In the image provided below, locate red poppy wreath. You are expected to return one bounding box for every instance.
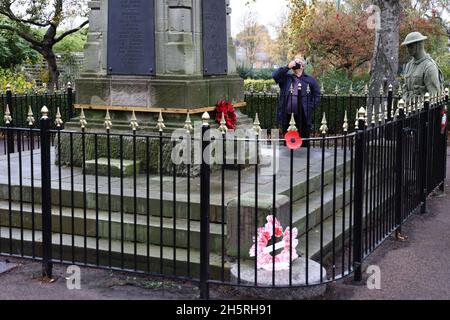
[215,100,237,130]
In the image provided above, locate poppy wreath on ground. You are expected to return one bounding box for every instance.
[215,100,237,130]
[249,215,299,271]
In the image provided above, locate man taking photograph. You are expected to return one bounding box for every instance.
[272,57,321,140]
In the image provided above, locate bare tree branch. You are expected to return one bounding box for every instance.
[54,20,88,43]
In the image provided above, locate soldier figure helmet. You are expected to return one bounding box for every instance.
[401,32,428,46]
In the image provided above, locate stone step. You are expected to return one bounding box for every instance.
[299,183,395,265]
[0,227,230,281]
[0,153,351,223]
[0,201,225,253]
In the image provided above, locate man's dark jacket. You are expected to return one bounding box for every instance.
[272,66,321,129]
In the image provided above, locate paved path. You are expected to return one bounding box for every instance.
[326,148,450,300]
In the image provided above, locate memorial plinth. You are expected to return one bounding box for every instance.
[74,0,244,131]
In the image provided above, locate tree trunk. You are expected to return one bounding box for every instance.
[368,0,400,107]
[42,47,59,92]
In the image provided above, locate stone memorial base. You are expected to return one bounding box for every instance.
[230,258,328,300]
[75,75,244,111]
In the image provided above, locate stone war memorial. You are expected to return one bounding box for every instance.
[74,0,245,131]
[0,0,449,301]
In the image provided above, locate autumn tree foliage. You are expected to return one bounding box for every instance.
[296,2,375,79]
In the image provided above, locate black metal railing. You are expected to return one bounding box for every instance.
[243,89,403,136]
[0,86,75,128]
[0,90,448,299]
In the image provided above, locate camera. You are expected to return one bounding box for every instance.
[292,62,302,70]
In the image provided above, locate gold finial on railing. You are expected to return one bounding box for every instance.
[43,83,48,94]
[262,83,267,94]
[67,82,72,89]
[349,83,354,96]
[379,84,384,96]
[424,92,430,102]
[371,106,376,125]
[398,85,403,97]
[6,83,11,92]
[130,110,139,131]
[334,84,339,95]
[358,107,366,121]
[355,110,359,129]
[384,102,388,120]
[41,106,49,120]
[79,108,87,129]
[4,104,12,124]
[27,106,35,126]
[306,83,311,94]
[288,113,298,132]
[343,110,349,133]
[321,83,325,94]
[379,105,384,123]
[289,83,294,95]
[253,113,262,136]
[397,99,405,116]
[202,112,210,126]
[184,111,193,134]
[364,84,369,96]
[54,83,58,93]
[389,84,393,92]
[320,113,328,135]
[104,109,112,130]
[156,110,166,132]
[55,107,63,128]
[219,112,228,134]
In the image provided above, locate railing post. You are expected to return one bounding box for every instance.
[199,112,210,299]
[6,85,14,154]
[67,82,74,120]
[441,89,449,192]
[40,106,53,279]
[353,108,366,282]
[395,100,406,239]
[387,85,393,122]
[420,94,430,213]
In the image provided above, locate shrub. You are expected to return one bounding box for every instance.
[244,79,276,92]
[0,68,34,93]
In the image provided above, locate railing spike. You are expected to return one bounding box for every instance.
[78,108,87,129]
[320,113,328,135]
[343,110,349,132]
[103,109,112,130]
[4,104,12,124]
[253,113,262,136]
[184,111,193,134]
[156,110,166,132]
[371,105,376,125]
[27,106,35,126]
[55,107,63,128]
[202,112,210,126]
[130,110,139,131]
[41,106,49,120]
[349,83,354,96]
[219,112,228,134]
[288,113,298,132]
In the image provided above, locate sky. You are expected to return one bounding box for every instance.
[229,0,290,39]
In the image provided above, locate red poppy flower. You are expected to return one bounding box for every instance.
[285,130,303,150]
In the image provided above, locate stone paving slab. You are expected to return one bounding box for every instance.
[0,261,17,274]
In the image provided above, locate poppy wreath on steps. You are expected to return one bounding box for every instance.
[215,100,237,130]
